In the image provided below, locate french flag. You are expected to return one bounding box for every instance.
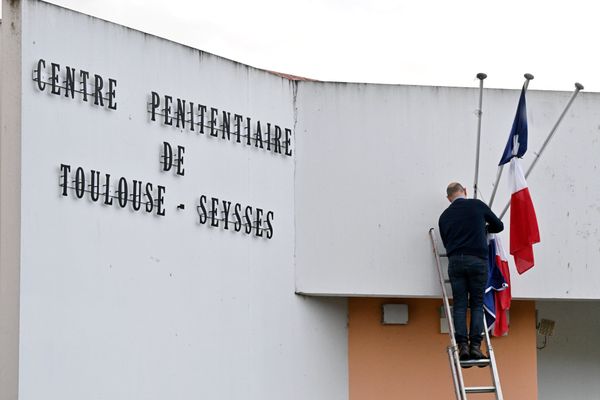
[508,158,540,274]
[484,236,508,334]
[498,86,528,166]
[499,84,540,274]
[493,236,511,336]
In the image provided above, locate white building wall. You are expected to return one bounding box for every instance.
[15,2,348,400]
[536,300,600,400]
[9,1,600,399]
[294,81,600,300]
[0,1,22,398]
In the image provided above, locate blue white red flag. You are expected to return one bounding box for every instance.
[492,236,511,336]
[484,235,509,333]
[499,86,528,166]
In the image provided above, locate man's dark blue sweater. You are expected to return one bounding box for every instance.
[438,198,504,259]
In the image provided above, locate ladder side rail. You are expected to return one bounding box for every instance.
[447,346,466,400]
[483,317,504,400]
[454,354,467,400]
[429,228,467,400]
[428,228,458,347]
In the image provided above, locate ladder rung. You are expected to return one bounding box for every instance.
[439,253,448,257]
[460,359,490,368]
[465,386,496,394]
[444,279,451,284]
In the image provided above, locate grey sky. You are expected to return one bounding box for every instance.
[15,1,600,91]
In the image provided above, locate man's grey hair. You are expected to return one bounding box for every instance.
[446,182,465,197]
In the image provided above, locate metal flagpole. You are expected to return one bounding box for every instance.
[488,73,534,208]
[473,72,487,199]
[498,82,584,220]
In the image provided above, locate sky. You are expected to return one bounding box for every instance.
[11,0,600,91]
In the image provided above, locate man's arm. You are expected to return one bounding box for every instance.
[482,202,504,233]
[438,214,448,247]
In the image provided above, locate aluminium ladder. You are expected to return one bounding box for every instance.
[429,228,504,400]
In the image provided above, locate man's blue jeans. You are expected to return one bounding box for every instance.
[448,254,488,346]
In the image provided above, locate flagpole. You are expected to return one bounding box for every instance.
[473,73,487,199]
[498,82,584,220]
[488,73,534,208]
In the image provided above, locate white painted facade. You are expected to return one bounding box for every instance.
[4,1,348,400]
[1,1,600,400]
[295,82,600,300]
[536,300,600,400]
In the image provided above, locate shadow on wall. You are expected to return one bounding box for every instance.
[536,300,600,400]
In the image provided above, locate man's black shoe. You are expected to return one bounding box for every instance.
[458,343,470,361]
[458,343,473,368]
[469,344,488,360]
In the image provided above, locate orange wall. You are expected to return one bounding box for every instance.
[348,298,538,399]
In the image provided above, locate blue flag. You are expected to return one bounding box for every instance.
[498,86,528,165]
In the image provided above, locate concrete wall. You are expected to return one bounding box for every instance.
[536,300,600,400]
[0,0,22,399]
[348,298,538,399]
[294,80,600,300]
[8,1,600,400]
[15,1,348,399]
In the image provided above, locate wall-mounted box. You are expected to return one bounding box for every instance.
[382,304,409,325]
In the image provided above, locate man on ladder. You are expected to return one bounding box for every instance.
[438,182,504,361]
